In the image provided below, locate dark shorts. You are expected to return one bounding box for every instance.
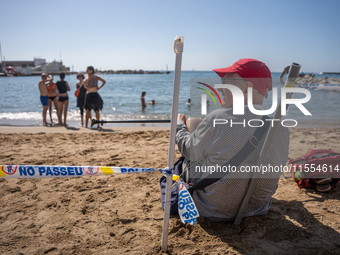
[59,95,69,102]
[85,92,103,111]
[40,96,48,106]
[77,86,87,109]
[48,96,57,101]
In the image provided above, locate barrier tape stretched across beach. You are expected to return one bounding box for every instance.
[0,165,171,179]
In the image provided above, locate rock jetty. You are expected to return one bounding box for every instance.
[295,76,340,85]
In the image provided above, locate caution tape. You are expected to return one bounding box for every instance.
[0,165,165,179]
[177,180,199,225]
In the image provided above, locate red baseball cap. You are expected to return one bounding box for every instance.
[213,58,272,96]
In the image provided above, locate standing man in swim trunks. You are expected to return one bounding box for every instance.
[38,73,52,126]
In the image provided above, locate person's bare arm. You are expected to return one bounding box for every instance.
[178,114,187,124]
[45,75,53,82]
[38,80,48,95]
[84,77,89,89]
[66,81,71,92]
[96,76,106,90]
[38,81,43,92]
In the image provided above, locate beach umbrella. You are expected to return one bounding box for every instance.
[233,62,301,225]
[161,36,184,252]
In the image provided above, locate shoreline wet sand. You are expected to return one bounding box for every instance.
[0,127,340,254]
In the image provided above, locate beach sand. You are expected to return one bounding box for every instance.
[0,127,340,254]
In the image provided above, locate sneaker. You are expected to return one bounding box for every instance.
[316,183,331,192]
[315,178,332,185]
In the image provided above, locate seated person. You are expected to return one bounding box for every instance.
[175,58,289,221]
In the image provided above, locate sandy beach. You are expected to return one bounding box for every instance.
[1,126,340,254]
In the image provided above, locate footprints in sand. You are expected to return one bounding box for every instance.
[0,131,172,170]
[80,147,95,155]
[289,128,340,159]
[0,131,179,253]
[5,186,22,193]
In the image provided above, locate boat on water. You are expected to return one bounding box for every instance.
[5,66,18,76]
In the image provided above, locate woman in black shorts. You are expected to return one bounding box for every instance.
[56,73,70,126]
[46,75,61,125]
[75,72,90,127]
[84,66,106,129]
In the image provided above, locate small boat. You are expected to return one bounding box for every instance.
[5,66,18,76]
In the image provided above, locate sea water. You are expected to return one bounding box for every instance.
[0,71,339,128]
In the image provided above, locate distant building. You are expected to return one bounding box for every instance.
[0,58,70,75]
[0,60,34,74]
[32,60,70,73]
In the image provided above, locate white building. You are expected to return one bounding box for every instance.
[1,60,34,74]
[0,58,70,75]
[32,60,62,73]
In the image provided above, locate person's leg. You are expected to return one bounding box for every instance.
[64,100,69,126]
[54,98,61,125]
[43,106,48,126]
[95,110,100,129]
[58,101,64,126]
[85,109,91,128]
[48,99,53,123]
[40,96,49,126]
[80,108,84,127]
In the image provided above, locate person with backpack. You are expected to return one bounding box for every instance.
[173,59,290,221]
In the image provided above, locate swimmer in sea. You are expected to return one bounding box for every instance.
[147,100,156,105]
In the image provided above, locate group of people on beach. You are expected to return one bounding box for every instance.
[38,66,106,129]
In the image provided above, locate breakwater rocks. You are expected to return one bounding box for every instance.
[295,76,340,85]
[0,69,170,76]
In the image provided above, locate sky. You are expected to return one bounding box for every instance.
[1,0,340,73]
